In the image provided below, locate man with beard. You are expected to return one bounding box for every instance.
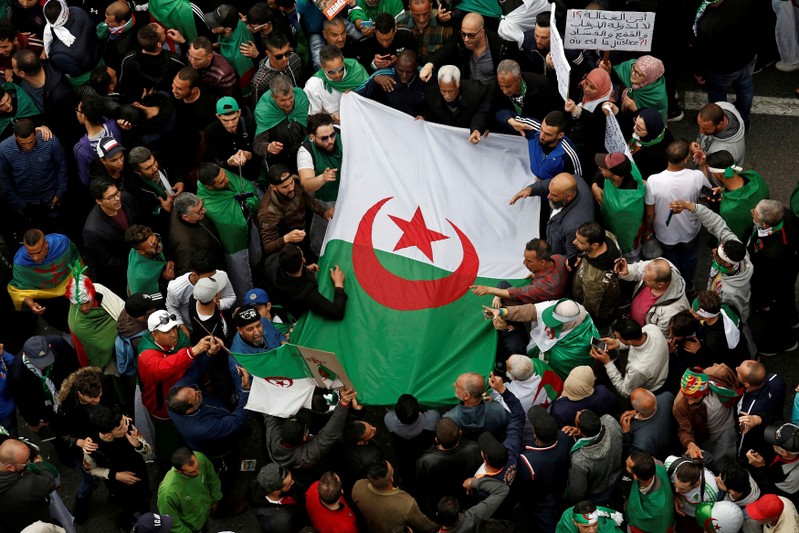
[356,49,426,116]
[506,110,582,181]
[204,97,261,183]
[257,164,334,259]
[510,173,594,259]
[230,303,286,353]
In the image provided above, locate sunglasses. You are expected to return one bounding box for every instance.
[271,50,292,60]
[317,131,337,142]
[460,28,483,39]
[158,313,178,326]
[326,66,345,76]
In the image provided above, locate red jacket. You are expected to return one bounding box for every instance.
[138,346,194,419]
[305,480,359,533]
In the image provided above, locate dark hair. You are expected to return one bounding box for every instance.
[395,394,419,425]
[190,250,217,274]
[264,31,289,53]
[80,95,106,125]
[197,162,221,186]
[176,67,201,90]
[721,240,746,263]
[674,460,702,485]
[524,238,552,260]
[319,44,343,65]
[89,405,125,434]
[271,0,294,9]
[669,310,699,337]
[12,49,40,76]
[535,11,550,27]
[576,221,604,245]
[696,290,721,314]
[542,110,568,132]
[106,1,131,23]
[89,178,116,200]
[435,417,460,448]
[191,36,214,54]
[343,421,368,446]
[666,139,690,164]
[573,500,597,515]
[138,23,162,52]
[44,0,64,24]
[375,12,396,34]
[577,410,600,438]
[719,462,750,494]
[89,65,114,95]
[0,20,19,42]
[436,496,460,527]
[166,387,193,415]
[0,85,6,102]
[119,104,146,125]
[308,113,334,134]
[12,117,35,138]
[628,450,655,480]
[23,229,44,246]
[698,103,724,125]
[366,459,390,488]
[279,244,303,273]
[318,471,341,505]
[124,224,153,247]
[613,318,643,341]
[247,2,275,25]
[72,368,104,398]
[170,447,195,469]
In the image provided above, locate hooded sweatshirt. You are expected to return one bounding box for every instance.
[567,414,623,503]
[696,102,746,165]
[621,258,690,337]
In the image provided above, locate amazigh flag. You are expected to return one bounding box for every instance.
[8,233,81,310]
[233,345,342,417]
[290,94,540,406]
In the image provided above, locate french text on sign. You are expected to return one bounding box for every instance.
[564,10,655,52]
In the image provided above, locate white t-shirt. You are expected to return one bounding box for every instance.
[645,168,712,245]
[297,145,314,171]
[304,76,342,115]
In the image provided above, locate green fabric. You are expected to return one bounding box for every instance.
[720,170,770,242]
[197,172,259,254]
[218,21,255,77]
[601,162,645,253]
[157,451,222,533]
[149,0,197,41]
[530,316,599,380]
[255,87,309,135]
[307,134,343,202]
[66,58,104,90]
[127,249,166,296]
[9,240,80,292]
[613,59,668,122]
[555,506,623,533]
[791,180,799,219]
[348,0,405,22]
[232,344,310,379]
[67,305,117,368]
[0,83,41,135]
[530,358,562,403]
[312,58,369,93]
[295,24,310,67]
[625,464,675,533]
[452,0,502,18]
[137,329,190,355]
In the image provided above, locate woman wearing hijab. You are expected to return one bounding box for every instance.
[607,55,668,124]
[628,107,674,180]
[549,366,620,428]
[564,68,615,180]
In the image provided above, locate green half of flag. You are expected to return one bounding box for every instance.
[292,239,513,406]
[232,344,311,380]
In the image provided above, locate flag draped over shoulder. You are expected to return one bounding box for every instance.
[8,234,81,310]
[291,93,541,406]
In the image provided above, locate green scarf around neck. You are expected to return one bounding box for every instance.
[127,249,166,296]
[312,58,369,93]
[307,134,342,202]
[255,87,309,135]
[218,21,255,77]
[148,0,197,41]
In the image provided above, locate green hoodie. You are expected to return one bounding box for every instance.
[157,452,222,533]
[197,171,259,254]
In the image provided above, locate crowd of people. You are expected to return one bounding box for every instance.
[0,0,798,530]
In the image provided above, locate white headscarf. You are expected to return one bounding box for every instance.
[43,0,76,55]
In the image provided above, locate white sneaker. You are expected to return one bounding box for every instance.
[776,60,799,72]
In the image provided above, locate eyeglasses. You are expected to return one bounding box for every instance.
[146,233,161,250]
[75,107,83,114]
[326,66,345,76]
[460,28,484,40]
[102,191,121,201]
[247,22,270,31]
[271,50,292,60]
[158,313,178,326]
[317,131,337,142]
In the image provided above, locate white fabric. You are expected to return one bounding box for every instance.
[296,144,314,170]
[95,283,124,321]
[766,496,799,533]
[491,372,549,413]
[497,0,550,47]
[245,375,316,417]
[165,271,237,327]
[773,0,799,66]
[43,0,76,55]
[666,455,719,517]
[604,324,669,396]
[720,309,741,349]
[645,168,712,245]
[324,93,540,279]
[304,76,343,115]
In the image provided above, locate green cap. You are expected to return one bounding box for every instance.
[216,96,239,115]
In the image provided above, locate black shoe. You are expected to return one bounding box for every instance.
[73,497,89,524]
[667,107,684,122]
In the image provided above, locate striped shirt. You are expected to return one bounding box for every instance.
[0,132,67,209]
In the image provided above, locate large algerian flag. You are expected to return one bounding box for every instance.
[291,94,540,406]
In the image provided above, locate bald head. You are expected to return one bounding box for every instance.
[460,13,485,50]
[457,372,485,398]
[645,259,672,284]
[0,439,29,469]
[462,13,484,29]
[630,388,656,417]
[737,360,766,387]
[548,173,578,208]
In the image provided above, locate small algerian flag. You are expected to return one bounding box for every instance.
[292,94,541,406]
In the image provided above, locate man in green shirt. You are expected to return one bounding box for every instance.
[157,448,222,533]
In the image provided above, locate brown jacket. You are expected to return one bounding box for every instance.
[672,363,739,448]
[351,479,436,533]
[256,177,327,256]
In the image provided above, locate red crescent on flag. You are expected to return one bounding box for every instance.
[352,197,479,311]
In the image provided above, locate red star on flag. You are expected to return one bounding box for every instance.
[389,207,449,262]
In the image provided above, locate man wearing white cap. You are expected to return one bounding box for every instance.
[137,309,222,467]
[485,298,598,380]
